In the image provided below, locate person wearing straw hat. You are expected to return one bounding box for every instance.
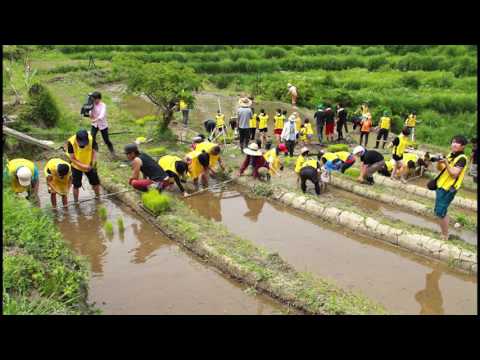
[287,83,298,106]
[237,97,253,151]
[44,158,72,207]
[237,142,270,180]
[4,158,39,199]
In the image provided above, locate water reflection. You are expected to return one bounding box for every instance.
[415,269,444,315]
[243,196,265,222]
[131,222,169,264]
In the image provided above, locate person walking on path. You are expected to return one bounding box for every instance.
[375,111,391,150]
[281,114,298,157]
[323,105,335,143]
[433,135,469,241]
[352,145,385,185]
[404,111,419,142]
[287,83,298,106]
[273,109,284,143]
[179,97,190,128]
[89,91,115,157]
[314,104,325,144]
[237,97,253,151]
[359,113,373,147]
[336,103,348,141]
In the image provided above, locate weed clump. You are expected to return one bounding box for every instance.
[99,206,108,221]
[19,83,60,128]
[252,183,273,197]
[142,189,172,215]
[326,144,350,153]
[344,167,360,178]
[104,221,113,235]
[117,217,125,232]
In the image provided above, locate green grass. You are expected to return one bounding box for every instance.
[141,189,172,215]
[344,167,360,178]
[147,146,167,157]
[3,188,91,315]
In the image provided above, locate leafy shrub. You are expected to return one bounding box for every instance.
[19,83,61,128]
[142,190,172,215]
[135,115,157,126]
[400,74,421,89]
[263,47,288,59]
[367,56,389,71]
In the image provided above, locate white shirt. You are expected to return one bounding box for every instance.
[281,119,298,141]
[288,86,297,97]
[91,102,108,130]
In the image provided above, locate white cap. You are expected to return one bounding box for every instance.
[16,166,33,187]
[353,145,365,155]
[300,146,309,155]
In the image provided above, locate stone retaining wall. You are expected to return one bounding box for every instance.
[236,176,477,274]
[372,174,477,211]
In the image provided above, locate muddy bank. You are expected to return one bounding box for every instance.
[235,177,477,274]
[36,174,286,315]
[98,173,387,314]
[184,184,477,314]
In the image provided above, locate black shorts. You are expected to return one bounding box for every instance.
[392,154,403,161]
[72,167,100,188]
[259,128,268,133]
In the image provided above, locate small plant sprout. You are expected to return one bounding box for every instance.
[117,217,125,232]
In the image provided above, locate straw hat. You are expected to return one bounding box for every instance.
[238,97,252,107]
[243,142,262,156]
[300,147,310,155]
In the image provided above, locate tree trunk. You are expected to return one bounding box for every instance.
[161,106,175,131]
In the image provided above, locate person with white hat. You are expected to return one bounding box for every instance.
[281,114,298,157]
[237,142,270,180]
[352,145,385,185]
[287,83,298,106]
[5,158,39,199]
[237,97,253,151]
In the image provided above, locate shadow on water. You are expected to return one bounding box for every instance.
[184,184,477,315]
[36,164,288,315]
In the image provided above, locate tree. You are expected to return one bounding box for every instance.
[117,57,202,132]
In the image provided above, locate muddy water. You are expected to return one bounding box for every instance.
[184,185,477,315]
[118,95,158,119]
[327,187,477,245]
[35,171,286,315]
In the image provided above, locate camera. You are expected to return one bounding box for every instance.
[80,93,95,117]
[430,154,444,162]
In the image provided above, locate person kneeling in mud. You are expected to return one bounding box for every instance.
[352,145,385,185]
[124,144,170,192]
[195,141,226,178]
[237,142,270,181]
[185,149,210,189]
[264,141,288,176]
[299,156,322,195]
[44,158,72,207]
[158,155,190,197]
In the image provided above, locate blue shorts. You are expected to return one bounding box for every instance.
[434,188,457,218]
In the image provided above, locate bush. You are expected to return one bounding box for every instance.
[367,56,389,71]
[19,83,61,128]
[142,190,172,215]
[400,74,421,89]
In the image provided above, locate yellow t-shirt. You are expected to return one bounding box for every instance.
[258,114,269,129]
[179,100,188,111]
[295,116,302,132]
[299,128,307,142]
[380,116,391,130]
[67,133,94,172]
[249,113,258,129]
[6,158,37,193]
[44,158,71,195]
[195,142,220,169]
[274,114,284,130]
[405,115,416,127]
[264,149,280,174]
[334,151,351,162]
[215,114,225,128]
[186,150,207,180]
[436,153,468,191]
[305,123,314,135]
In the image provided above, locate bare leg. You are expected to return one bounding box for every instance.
[50,192,57,207]
[93,184,101,197]
[73,187,80,202]
[439,215,449,240]
[61,195,68,206]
